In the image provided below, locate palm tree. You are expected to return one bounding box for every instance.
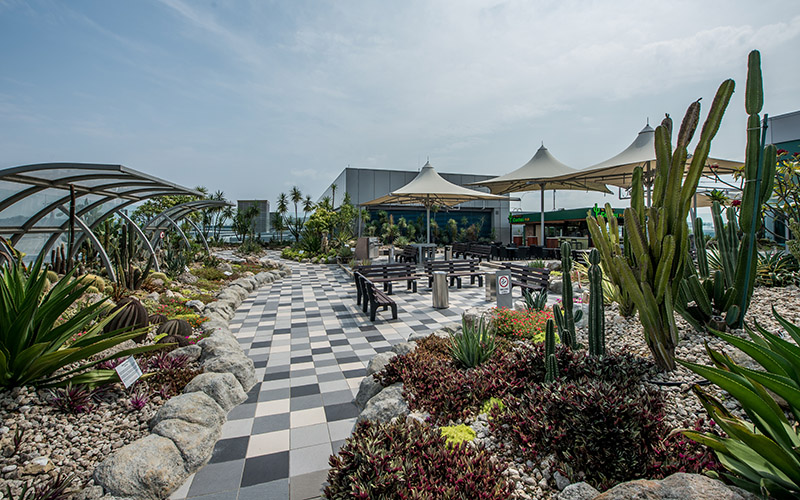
[276,193,288,243]
[290,186,303,242]
[330,183,337,208]
[303,195,315,219]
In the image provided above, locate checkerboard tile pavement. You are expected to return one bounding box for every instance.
[170,254,488,500]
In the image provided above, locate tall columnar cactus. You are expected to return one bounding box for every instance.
[557,241,578,348]
[587,74,735,370]
[585,204,636,317]
[587,249,605,356]
[544,319,558,383]
[692,216,709,279]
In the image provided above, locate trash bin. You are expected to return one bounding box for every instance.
[485,271,496,302]
[444,245,453,260]
[432,271,449,309]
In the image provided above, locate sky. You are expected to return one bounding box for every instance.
[1,0,799,214]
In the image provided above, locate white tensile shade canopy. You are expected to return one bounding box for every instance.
[469,144,612,246]
[362,161,508,243]
[544,124,743,204]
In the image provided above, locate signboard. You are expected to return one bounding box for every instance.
[508,213,533,224]
[498,274,510,295]
[591,204,620,218]
[115,356,143,389]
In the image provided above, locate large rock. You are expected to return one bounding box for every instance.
[150,392,225,430]
[358,383,409,423]
[366,352,396,376]
[183,372,247,412]
[198,333,242,362]
[176,272,197,285]
[93,434,188,500]
[549,279,563,295]
[354,376,383,410]
[184,300,205,313]
[391,342,417,356]
[151,419,220,470]
[594,473,759,500]
[202,353,257,392]
[558,482,600,500]
[169,344,201,363]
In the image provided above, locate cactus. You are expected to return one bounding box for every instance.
[544,319,558,383]
[104,297,149,343]
[157,319,192,338]
[587,248,605,356]
[555,241,580,349]
[148,313,168,325]
[587,71,735,370]
[676,51,777,332]
[552,304,574,349]
[584,204,636,317]
[113,221,153,292]
[692,216,709,279]
[157,334,191,347]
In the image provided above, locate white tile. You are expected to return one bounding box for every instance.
[246,429,290,457]
[255,398,290,417]
[290,407,326,428]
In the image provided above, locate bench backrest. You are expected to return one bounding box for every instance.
[501,262,551,288]
[423,259,480,273]
[469,244,492,255]
[355,262,416,278]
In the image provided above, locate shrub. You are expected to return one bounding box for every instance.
[170,313,208,329]
[649,418,724,478]
[493,378,666,491]
[491,307,552,341]
[450,314,497,368]
[440,424,476,446]
[48,384,97,414]
[191,266,227,282]
[140,352,199,399]
[0,257,162,388]
[325,420,513,499]
[152,297,193,317]
[480,397,505,416]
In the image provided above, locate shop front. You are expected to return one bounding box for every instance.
[509,205,625,249]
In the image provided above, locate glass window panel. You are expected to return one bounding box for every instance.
[0,179,29,202]
[0,187,69,228]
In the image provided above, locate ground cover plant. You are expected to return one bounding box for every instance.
[491,307,552,341]
[325,419,514,500]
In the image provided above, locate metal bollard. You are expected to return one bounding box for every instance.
[485,271,496,301]
[432,271,449,309]
[444,245,453,260]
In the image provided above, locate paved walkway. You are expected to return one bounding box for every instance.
[170,254,486,500]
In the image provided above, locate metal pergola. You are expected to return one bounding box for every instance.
[0,163,202,281]
[143,199,233,255]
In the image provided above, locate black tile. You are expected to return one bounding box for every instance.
[251,341,272,349]
[263,371,290,381]
[253,360,267,368]
[209,436,249,464]
[342,368,366,378]
[324,402,361,421]
[335,355,360,364]
[365,335,384,343]
[290,355,313,363]
[290,384,320,398]
[311,347,333,355]
[244,383,261,404]
[359,325,377,332]
[252,413,290,434]
[273,328,291,334]
[240,451,289,487]
[329,339,349,346]
[326,328,344,335]
[374,346,393,353]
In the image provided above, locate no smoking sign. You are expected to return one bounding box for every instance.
[498,275,511,295]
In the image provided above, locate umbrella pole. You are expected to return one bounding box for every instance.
[426,205,431,244]
[540,186,545,248]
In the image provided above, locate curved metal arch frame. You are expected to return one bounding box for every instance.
[0,163,202,267]
[144,200,232,254]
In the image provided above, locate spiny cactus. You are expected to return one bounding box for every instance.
[544,319,558,383]
[560,241,575,341]
[104,297,149,343]
[587,248,605,356]
[587,69,735,370]
[585,204,636,317]
[692,216,709,279]
[157,319,192,338]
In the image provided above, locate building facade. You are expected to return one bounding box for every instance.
[320,167,512,243]
[236,199,270,235]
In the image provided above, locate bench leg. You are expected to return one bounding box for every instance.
[412,281,417,293]
[390,303,397,320]
[370,303,378,321]
[362,297,369,313]
[387,283,393,295]
[478,276,483,287]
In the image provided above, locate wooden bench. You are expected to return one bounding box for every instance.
[423,259,484,288]
[452,242,469,258]
[396,246,418,264]
[355,273,397,322]
[354,262,418,295]
[500,262,551,296]
[465,243,492,262]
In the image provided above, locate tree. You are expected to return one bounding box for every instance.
[276,193,289,242]
[303,195,315,219]
[290,186,303,243]
[330,183,337,208]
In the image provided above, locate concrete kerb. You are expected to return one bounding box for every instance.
[93,256,292,500]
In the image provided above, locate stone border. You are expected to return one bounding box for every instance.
[92,257,291,500]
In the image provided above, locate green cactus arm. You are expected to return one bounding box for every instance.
[759,144,777,204]
[653,124,672,207]
[630,167,645,230]
[654,235,676,303]
[623,207,652,281]
[745,50,763,115]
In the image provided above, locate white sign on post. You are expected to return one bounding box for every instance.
[115,356,143,389]
[498,275,511,295]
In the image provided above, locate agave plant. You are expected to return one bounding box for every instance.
[450,314,496,369]
[522,288,548,312]
[0,255,164,388]
[679,307,800,498]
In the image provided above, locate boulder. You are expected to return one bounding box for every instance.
[216,262,233,273]
[169,344,201,363]
[150,392,225,430]
[358,383,409,423]
[183,372,247,412]
[198,333,243,362]
[151,419,220,470]
[558,482,599,500]
[176,272,197,285]
[391,342,417,356]
[553,470,571,491]
[202,353,257,392]
[184,300,205,313]
[594,473,759,500]
[366,352,396,376]
[549,279,563,295]
[354,376,383,410]
[93,434,188,500]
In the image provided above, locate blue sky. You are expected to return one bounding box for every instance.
[1,0,799,212]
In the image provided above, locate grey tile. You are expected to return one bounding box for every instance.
[259,387,291,402]
[289,469,329,500]
[290,423,330,449]
[252,413,290,434]
[290,442,333,477]
[186,459,244,497]
[290,394,324,411]
[227,403,257,420]
[238,480,289,500]
[321,390,353,406]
